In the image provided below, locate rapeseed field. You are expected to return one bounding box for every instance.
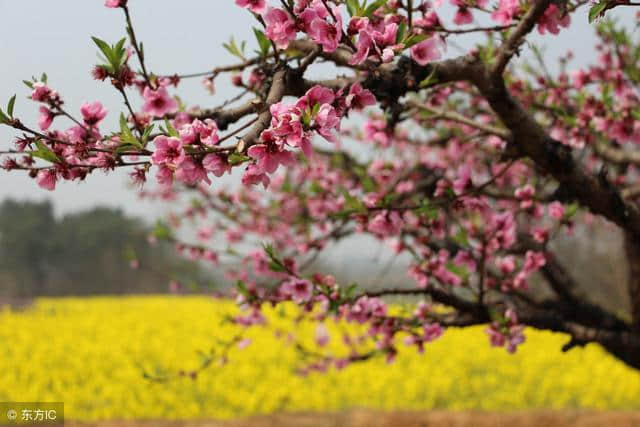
[0,296,638,420]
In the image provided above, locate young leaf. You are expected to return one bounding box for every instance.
[346,0,359,16]
[7,95,16,118]
[163,119,179,137]
[0,108,9,125]
[253,28,271,57]
[404,33,428,48]
[588,1,608,23]
[364,0,387,17]
[152,220,173,240]
[396,22,407,45]
[419,67,439,88]
[33,140,60,163]
[119,113,142,148]
[92,36,114,63]
[223,37,246,61]
[228,152,250,165]
[141,124,155,145]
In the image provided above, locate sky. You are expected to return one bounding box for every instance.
[0,1,634,220]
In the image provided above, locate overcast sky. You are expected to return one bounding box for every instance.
[0,1,634,219]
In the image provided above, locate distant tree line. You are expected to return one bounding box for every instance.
[0,199,206,297]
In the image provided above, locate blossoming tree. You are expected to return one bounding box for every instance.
[2,0,640,371]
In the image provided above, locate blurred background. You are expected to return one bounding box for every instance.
[0,1,633,303]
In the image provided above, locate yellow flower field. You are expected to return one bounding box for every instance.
[0,296,639,420]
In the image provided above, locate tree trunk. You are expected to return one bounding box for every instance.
[625,232,640,332]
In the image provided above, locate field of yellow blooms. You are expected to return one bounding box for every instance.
[1,296,639,421]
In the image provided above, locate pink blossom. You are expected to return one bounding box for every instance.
[169,280,182,294]
[368,211,403,237]
[104,0,125,7]
[36,169,57,191]
[264,8,297,49]
[175,157,210,185]
[363,119,391,147]
[298,85,335,110]
[410,37,444,66]
[491,0,520,24]
[242,163,270,188]
[202,154,230,177]
[31,83,54,102]
[155,164,174,185]
[548,201,565,220]
[281,278,314,303]
[248,143,296,174]
[234,308,266,326]
[315,324,330,347]
[314,104,340,143]
[453,7,473,25]
[141,87,178,117]
[180,119,219,146]
[496,256,516,274]
[38,107,54,131]
[349,29,373,65]
[310,9,343,52]
[452,164,472,195]
[523,250,546,274]
[347,296,387,323]
[423,323,444,342]
[532,227,549,243]
[537,4,570,35]
[235,0,266,14]
[151,136,185,166]
[486,309,525,353]
[80,101,108,126]
[345,83,376,110]
[515,184,535,209]
[237,338,252,349]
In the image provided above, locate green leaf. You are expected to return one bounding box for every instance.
[404,33,428,48]
[163,119,179,137]
[262,242,277,260]
[118,113,143,149]
[346,0,360,16]
[262,242,287,273]
[152,220,173,240]
[223,37,246,61]
[396,22,407,45]
[342,190,366,214]
[141,124,155,145]
[415,199,439,220]
[40,72,48,84]
[588,1,608,23]
[7,95,16,118]
[446,262,469,281]
[228,152,250,166]
[253,28,271,57]
[0,108,9,125]
[343,283,358,298]
[364,0,387,17]
[268,260,287,273]
[235,280,249,297]
[418,67,438,89]
[92,36,114,63]
[114,37,128,67]
[32,140,60,163]
[22,80,34,89]
[452,228,469,246]
[564,202,579,220]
